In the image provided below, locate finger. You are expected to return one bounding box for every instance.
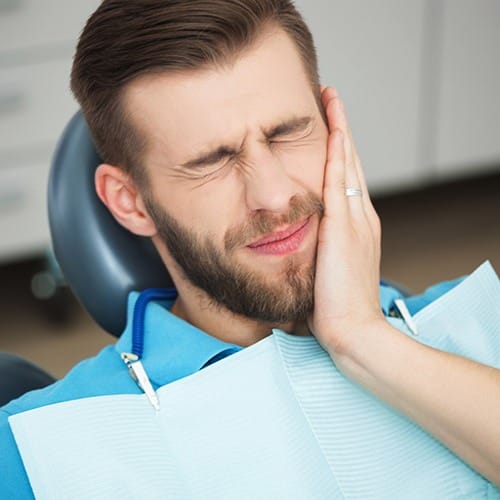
[324,94,365,220]
[321,86,338,116]
[338,100,363,203]
[323,127,347,219]
[334,99,381,239]
[331,99,362,186]
[330,97,382,228]
[331,99,373,206]
[329,96,362,171]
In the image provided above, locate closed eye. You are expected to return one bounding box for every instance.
[265,116,313,143]
[269,132,310,144]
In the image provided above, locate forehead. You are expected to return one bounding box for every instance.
[124,28,318,167]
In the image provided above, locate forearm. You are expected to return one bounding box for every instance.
[331,320,500,485]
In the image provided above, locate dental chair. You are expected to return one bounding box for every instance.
[0,112,172,406]
[0,353,56,407]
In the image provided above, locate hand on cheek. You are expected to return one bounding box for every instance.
[309,87,384,358]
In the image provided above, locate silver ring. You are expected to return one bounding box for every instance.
[345,187,363,197]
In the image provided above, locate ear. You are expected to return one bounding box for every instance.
[95,163,157,237]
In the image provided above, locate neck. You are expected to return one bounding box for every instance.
[169,281,310,347]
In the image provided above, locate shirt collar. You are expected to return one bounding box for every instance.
[115,291,242,387]
[379,284,405,315]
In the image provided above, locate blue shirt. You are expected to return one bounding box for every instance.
[0,278,463,498]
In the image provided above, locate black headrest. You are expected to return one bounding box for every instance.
[48,112,173,337]
[0,353,56,406]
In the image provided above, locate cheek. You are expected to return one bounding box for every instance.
[150,169,249,246]
[180,187,240,243]
[281,142,327,195]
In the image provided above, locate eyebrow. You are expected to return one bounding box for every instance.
[181,115,313,169]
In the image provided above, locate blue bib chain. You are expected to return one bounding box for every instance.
[121,288,178,410]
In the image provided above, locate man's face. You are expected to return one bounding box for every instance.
[125,28,328,323]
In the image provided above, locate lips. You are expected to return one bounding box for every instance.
[246,217,312,256]
[248,219,309,248]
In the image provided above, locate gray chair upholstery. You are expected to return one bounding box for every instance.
[0,353,56,407]
[48,112,173,337]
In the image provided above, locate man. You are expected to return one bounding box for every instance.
[1,0,499,497]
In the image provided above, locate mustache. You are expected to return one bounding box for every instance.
[224,192,324,251]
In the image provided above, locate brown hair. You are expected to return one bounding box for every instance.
[71,0,320,184]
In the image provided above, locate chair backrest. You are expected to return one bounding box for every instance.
[0,353,56,407]
[48,112,173,337]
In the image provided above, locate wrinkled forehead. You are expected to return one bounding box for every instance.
[123,28,319,169]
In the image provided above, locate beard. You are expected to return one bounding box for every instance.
[143,192,324,324]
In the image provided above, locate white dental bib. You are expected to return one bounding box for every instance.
[10,262,500,499]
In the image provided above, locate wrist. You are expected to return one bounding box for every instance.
[318,311,386,355]
[325,317,403,379]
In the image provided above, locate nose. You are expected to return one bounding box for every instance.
[243,146,298,213]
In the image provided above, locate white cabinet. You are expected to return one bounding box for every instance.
[0,0,96,53]
[0,0,101,262]
[0,162,50,259]
[0,59,78,151]
[433,0,500,178]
